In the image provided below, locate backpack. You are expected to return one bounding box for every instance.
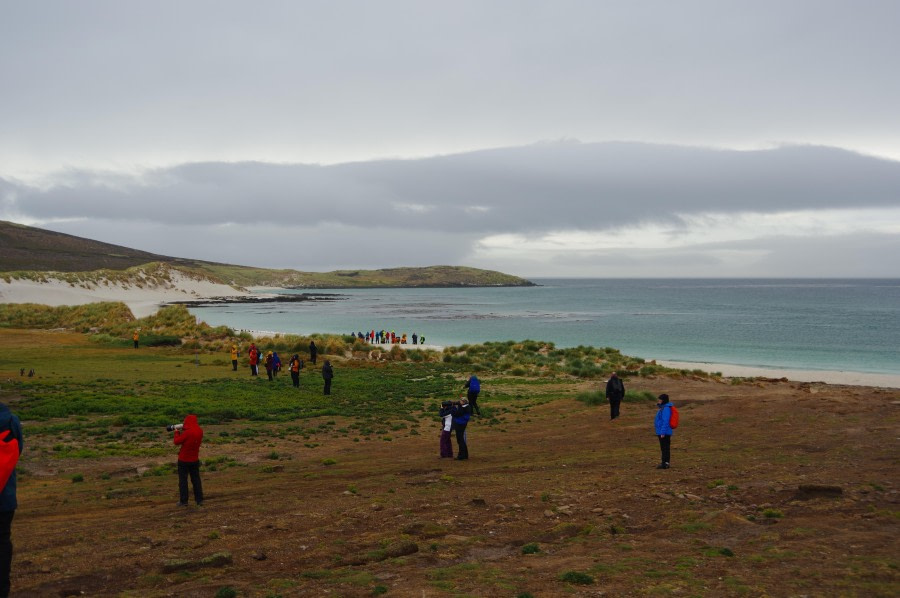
[668,405,680,429]
[0,429,20,490]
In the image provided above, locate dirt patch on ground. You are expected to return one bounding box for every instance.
[11,377,900,596]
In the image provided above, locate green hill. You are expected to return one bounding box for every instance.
[0,220,535,288]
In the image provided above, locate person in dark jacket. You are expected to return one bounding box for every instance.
[309,340,318,365]
[322,360,333,395]
[452,398,472,460]
[463,374,482,416]
[289,354,303,388]
[605,372,625,420]
[654,394,674,469]
[174,414,204,506]
[0,403,23,598]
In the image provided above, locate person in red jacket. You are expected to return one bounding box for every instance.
[248,343,259,376]
[174,414,204,506]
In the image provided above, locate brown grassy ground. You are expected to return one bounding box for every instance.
[5,334,900,597]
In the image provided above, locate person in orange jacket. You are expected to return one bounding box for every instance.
[173,414,204,506]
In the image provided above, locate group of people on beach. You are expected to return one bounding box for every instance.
[230,340,333,395]
[352,330,424,345]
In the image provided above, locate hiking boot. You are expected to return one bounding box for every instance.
[656,463,670,470]
[176,501,188,507]
[196,501,204,506]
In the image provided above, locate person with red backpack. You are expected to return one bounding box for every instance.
[0,402,24,597]
[654,394,678,469]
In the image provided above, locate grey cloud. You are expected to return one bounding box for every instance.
[5,142,899,234]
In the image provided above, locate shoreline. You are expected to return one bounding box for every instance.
[657,359,900,389]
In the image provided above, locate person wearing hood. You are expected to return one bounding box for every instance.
[309,340,318,365]
[322,360,334,395]
[463,374,481,416]
[272,352,282,377]
[174,414,204,506]
[230,344,238,371]
[605,372,625,421]
[248,343,259,376]
[654,394,674,469]
[0,402,24,598]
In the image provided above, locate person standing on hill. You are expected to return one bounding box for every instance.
[654,394,674,469]
[309,340,318,365]
[264,351,274,381]
[272,352,282,377]
[439,400,454,458]
[174,414,204,506]
[605,372,625,420]
[230,345,238,371]
[0,402,23,598]
[463,374,481,416]
[289,354,303,388]
[248,343,259,376]
[133,330,139,349]
[322,360,334,395]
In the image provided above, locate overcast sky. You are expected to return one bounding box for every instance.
[1,1,899,277]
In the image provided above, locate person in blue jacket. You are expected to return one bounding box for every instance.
[463,374,481,416]
[452,397,472,460]
[0,402,24,598]
[654,394,674,469]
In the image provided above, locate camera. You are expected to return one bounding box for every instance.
[166,423,184,432]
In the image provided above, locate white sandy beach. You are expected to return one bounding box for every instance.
[658,360,900,389]
[0,272,250,318]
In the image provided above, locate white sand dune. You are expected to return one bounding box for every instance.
[0,272,250,318]
[658,360,900,389]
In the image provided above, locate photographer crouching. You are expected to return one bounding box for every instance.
[170,415,204,507]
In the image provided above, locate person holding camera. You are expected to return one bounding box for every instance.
[452,397,472,461]
[173,415,204,507]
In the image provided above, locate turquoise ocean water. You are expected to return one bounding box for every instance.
[187,279,900,375]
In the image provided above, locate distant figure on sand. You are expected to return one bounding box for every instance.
[230,345,238,371]
[309,341,318,365]
[654,394,674,469]
[412,333,418,345]
[463,374,481,416]
[605,372,625,420]
[322,360,333,395]
[133,330,139,349]
[439,400,454,458]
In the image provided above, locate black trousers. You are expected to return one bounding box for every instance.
[323,379,331,395]
[609,398,621,419]
[455,424,469,459]
[467,390,481,415]
[291,371,300,387]
[310,353,317,365]
[178,460,203,504]
[0,510,12,598]
[658,435,671,465]
[231,359,237,371]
